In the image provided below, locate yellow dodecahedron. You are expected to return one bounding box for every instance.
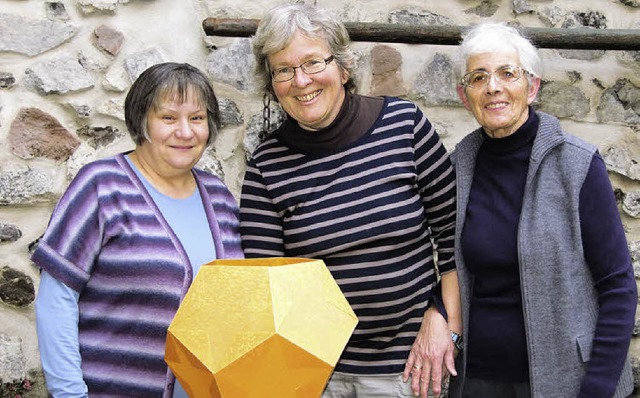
[165,257,358,398]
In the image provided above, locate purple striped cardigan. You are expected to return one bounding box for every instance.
[32,153,243,397]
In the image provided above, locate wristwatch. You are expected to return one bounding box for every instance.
[451,331,463,351]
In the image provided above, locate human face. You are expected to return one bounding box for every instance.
[137,90,209,177]
[457,52,540,138]
[269,31,349,131]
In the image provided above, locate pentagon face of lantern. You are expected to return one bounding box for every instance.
[165,257,358,398]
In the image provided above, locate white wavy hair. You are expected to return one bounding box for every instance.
[455,22,542,85]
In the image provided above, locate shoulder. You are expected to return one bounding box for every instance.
[193,167,224,185]
[536,111,596,156]
[376,97,430,129]
[66,155,129,193]
[451,128,484,160]
[533,112,597,183]
[75,155,122,175]
[193,168,237,201]
[248,133,291,167]
[381,96,419,113]
[562,133,596,155]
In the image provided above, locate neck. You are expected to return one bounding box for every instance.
[129,150,196,199]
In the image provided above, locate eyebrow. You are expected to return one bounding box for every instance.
[468,64,516,72]
[153,103,206,113]
[271,55,326,69]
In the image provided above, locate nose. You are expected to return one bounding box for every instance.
[175,117,195,139]
[291,67,312,87]
[485,73,502,93]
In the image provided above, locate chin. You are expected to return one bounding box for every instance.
[170,159,198,169]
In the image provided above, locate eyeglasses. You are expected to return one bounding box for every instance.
[270,55,335,83]
[461,65,529,89]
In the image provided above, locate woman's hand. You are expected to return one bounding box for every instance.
[402,306,457,397]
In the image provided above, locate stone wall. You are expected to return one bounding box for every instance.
[0,0,639,396]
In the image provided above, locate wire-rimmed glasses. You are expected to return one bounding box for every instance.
[461,65,529,89]
[270,55,335,83]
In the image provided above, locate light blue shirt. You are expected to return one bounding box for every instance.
[35,272,86,398]
[36,157,216,398]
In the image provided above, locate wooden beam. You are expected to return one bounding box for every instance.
[202,18,640,51]
[203,18,259,38]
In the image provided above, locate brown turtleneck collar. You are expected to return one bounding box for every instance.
[275,91,385,154]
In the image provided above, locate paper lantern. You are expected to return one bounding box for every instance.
[165,257,358,398]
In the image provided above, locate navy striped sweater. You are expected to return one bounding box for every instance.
[240,96,457,375]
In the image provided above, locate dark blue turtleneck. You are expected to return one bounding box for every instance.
[461,108,634,394]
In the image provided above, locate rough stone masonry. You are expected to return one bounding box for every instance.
[0,0,639,396]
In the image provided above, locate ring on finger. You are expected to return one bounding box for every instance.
[413,365,423,370]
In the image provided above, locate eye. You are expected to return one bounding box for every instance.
[273,67,293,77]
[303,59,327,73]
[502,70,515,78]
[499,66,520,80]
[191,114,207,121]
[470,72,487,83]
[305,59,323,67]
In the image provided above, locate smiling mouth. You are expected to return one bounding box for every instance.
[486,102,508,109]
[296,90,321,102]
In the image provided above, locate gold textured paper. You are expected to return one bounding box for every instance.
[165,257,358,398]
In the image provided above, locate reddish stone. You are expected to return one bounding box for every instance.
[371,44,403,75]
[370,45,407,97]
[8,107,80,162]
[93,24,124,56]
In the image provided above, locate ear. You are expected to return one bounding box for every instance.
[527,76,541,105]
[340,67,350,86]
[337,57,352,86]
[457,85,471,111]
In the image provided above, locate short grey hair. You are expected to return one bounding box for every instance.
[252,3,357,97]
[455,22,542,86]
[124,62,220,146]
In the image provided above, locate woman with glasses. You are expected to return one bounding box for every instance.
[448,22,636,398]
[240,3,461,397]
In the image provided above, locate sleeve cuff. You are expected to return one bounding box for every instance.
[429,281,448,322]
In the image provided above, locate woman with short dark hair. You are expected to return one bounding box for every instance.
[33,62,243,397]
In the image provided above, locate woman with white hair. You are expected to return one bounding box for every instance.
[448,22,636,398]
